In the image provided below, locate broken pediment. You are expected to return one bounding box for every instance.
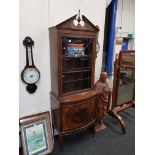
[55,15,99,32]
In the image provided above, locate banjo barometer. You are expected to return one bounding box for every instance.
[21,36,40,93]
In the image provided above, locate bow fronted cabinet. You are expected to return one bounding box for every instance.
[49,14,111,151]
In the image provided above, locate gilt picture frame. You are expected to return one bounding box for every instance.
[19,111,53,155]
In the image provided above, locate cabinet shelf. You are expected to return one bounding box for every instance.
[62,68,91,73]
[63,78,91,83]
[62,55,90,59]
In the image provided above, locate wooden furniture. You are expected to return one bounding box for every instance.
[49,14,100,150]
[109,50,135,134]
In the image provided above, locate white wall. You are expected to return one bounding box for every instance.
[116,0,135,33]
[19,0,107,117]
[19,0,50,117]
[114,0,135,58]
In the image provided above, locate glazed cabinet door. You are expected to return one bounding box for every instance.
[59,33,96,96]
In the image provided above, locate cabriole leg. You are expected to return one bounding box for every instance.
[109,110,126,134]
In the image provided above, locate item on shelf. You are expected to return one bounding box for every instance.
[67,43,84,57]
[49,13,100,151]
[109,50,135,134]
[19,112,53,155]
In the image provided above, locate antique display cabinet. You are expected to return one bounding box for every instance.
[49,14,100,150]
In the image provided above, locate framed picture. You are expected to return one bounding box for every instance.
[19,111,53,155]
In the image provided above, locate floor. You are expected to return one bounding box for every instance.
[50,108,135,155]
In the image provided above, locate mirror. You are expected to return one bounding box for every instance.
[109,50,135,134]
[117,66,134,105]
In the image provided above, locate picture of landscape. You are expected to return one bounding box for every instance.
[25,123,47,154]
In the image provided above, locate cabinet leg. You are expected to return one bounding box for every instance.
[52,123,55,135]
[109,110,126,134]
[59,135,63,152]
[91,124,95,137]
